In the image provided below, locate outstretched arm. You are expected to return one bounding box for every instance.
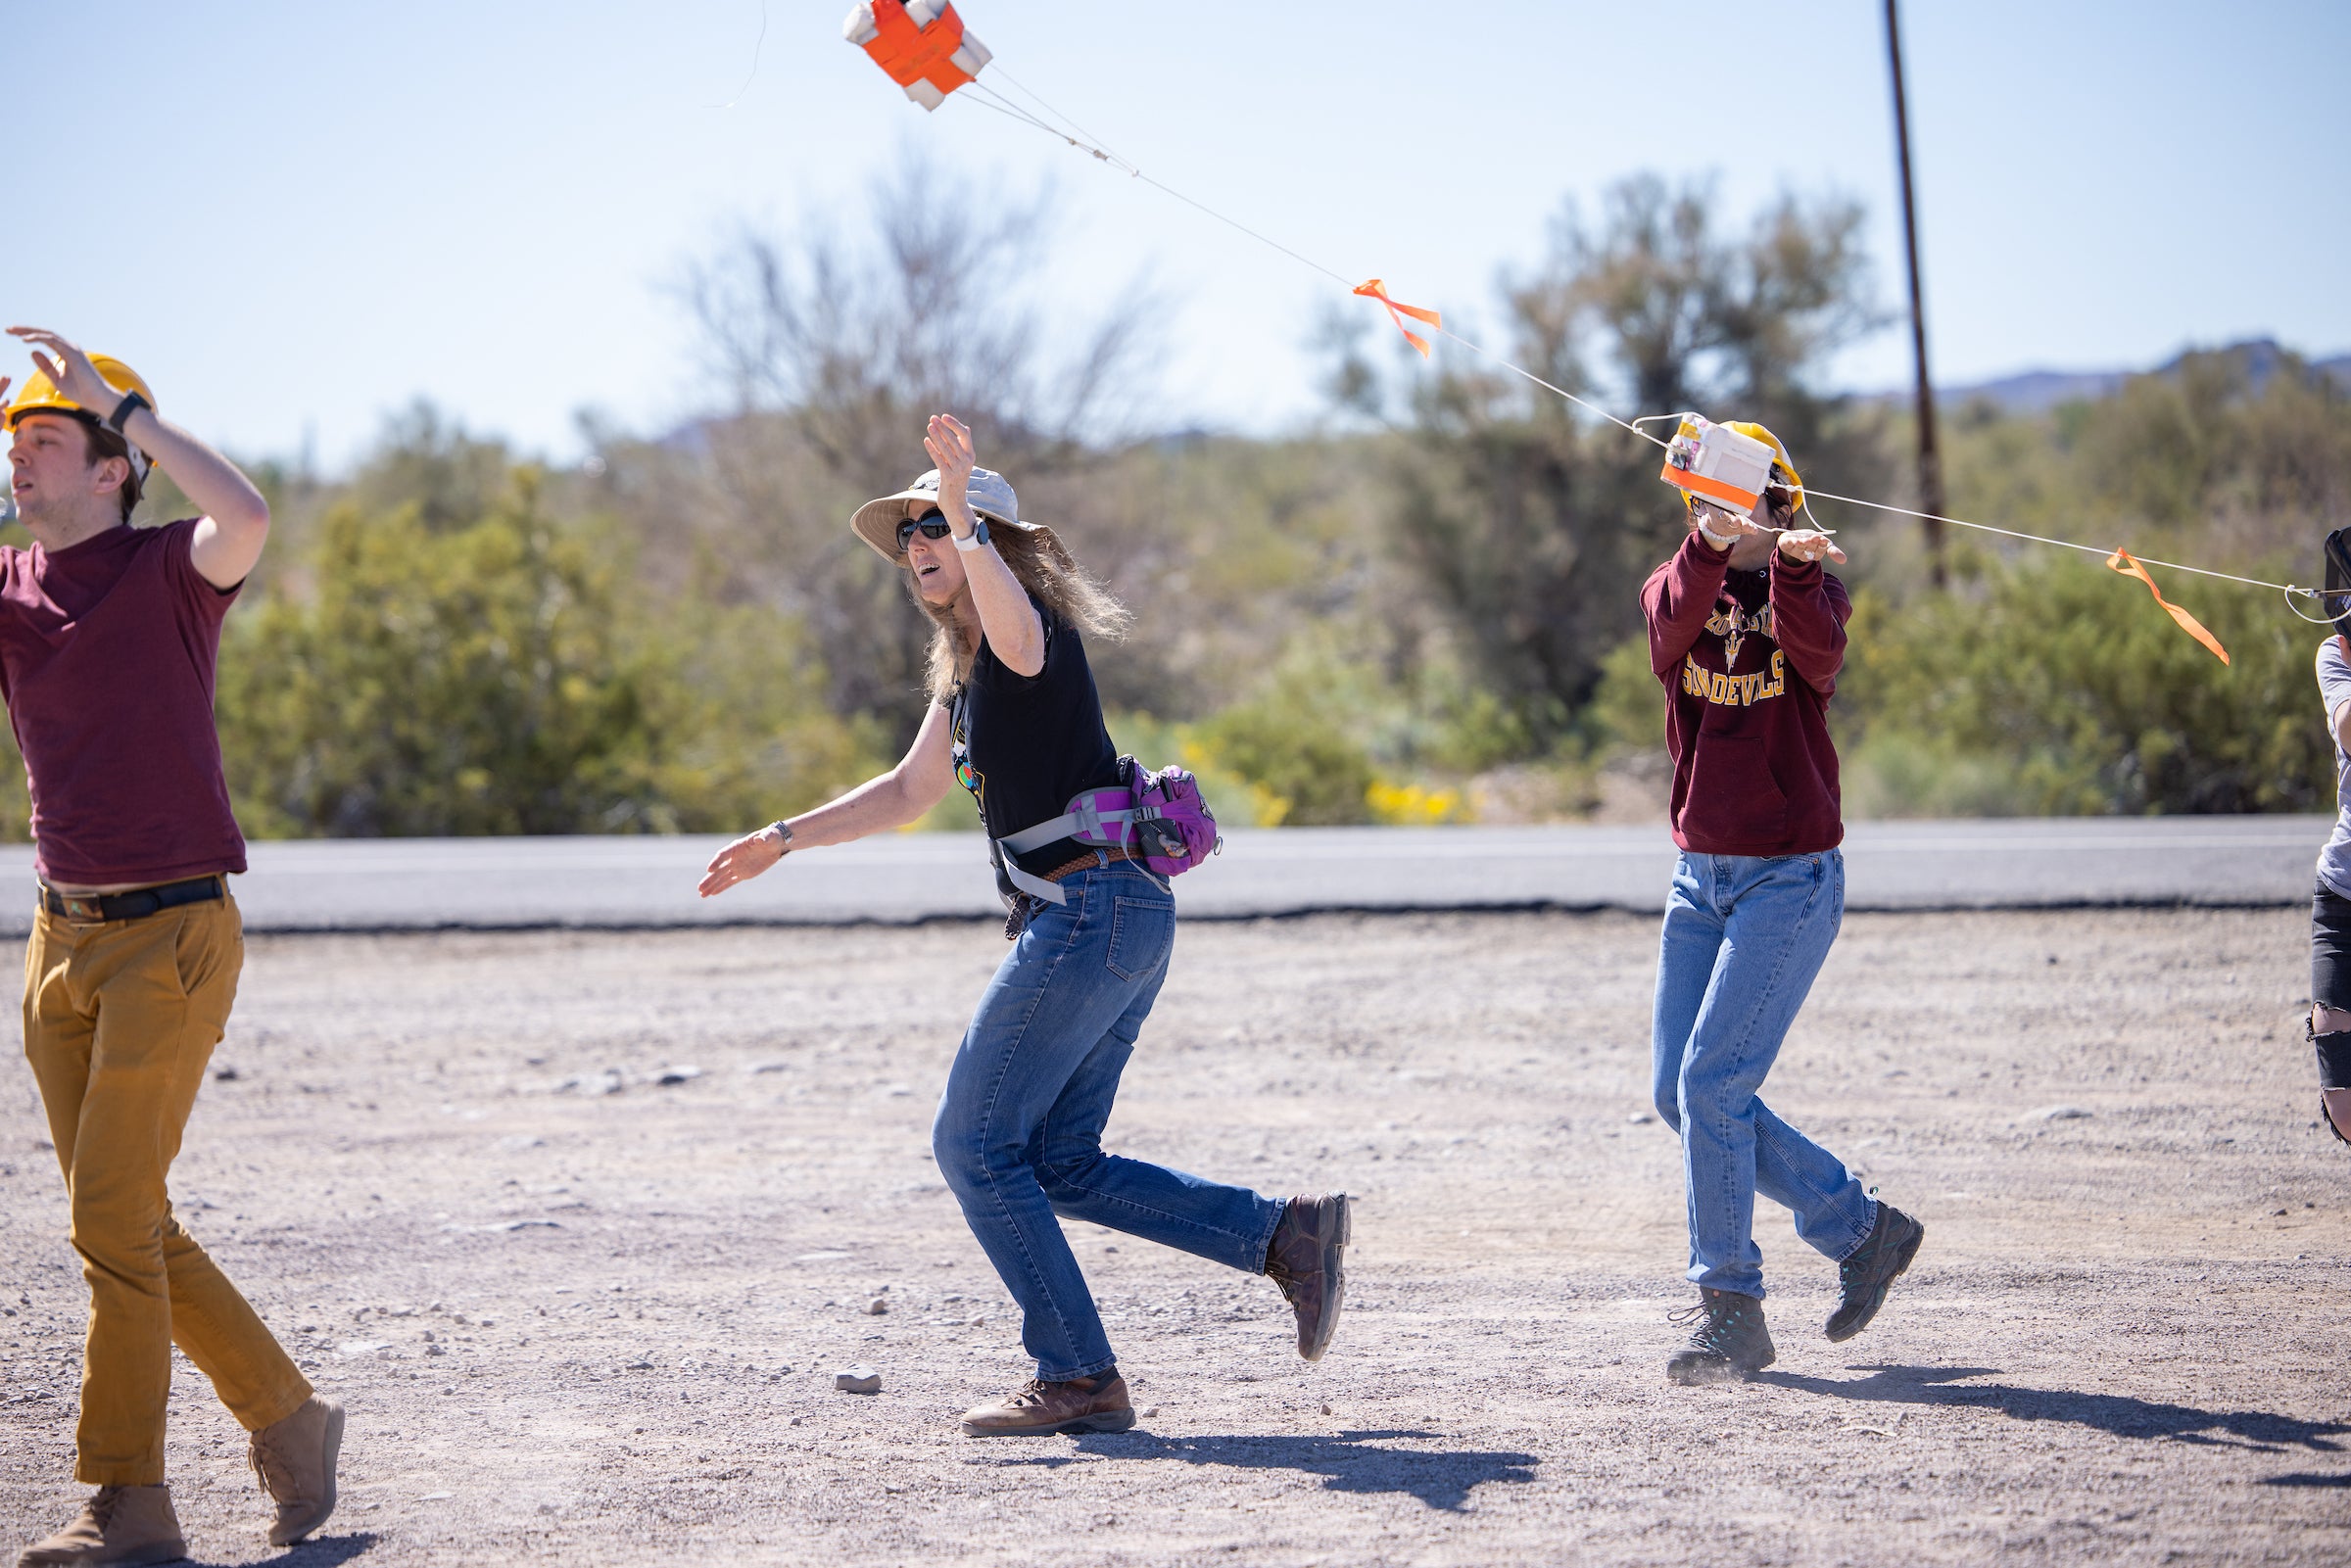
[1768,548,1851,693]
[1646,507,1742,675]
[697,701,960,897]
[8,327,268,589]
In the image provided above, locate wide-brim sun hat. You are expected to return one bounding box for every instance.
[850,465,1051,562]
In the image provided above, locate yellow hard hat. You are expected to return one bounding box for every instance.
[5,355,157,482]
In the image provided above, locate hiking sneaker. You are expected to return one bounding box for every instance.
[248,1395,344,1545]
[16,1486,186,1568]
[1264,1192,1351,1361]
[1665,1288,1776,1385]
[959,1373,1135,1437]
[1827,1202,1925,1344]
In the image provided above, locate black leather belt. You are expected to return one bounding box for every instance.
[40,876,225,923]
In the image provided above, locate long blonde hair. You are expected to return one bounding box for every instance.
[915,524,1131,699]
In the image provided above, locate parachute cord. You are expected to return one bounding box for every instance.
[1794,485,2315,595]
[960,84,1085,147]
[2285,587,2351,624]
[1128,170,1356,290]
[706,0,770,111]
[1430,327,1671,449]
[947,73,2319,606]
[963,82,1358,289]
[985,67,1131,173]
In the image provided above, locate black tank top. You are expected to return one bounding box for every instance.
[947,600,1123,878]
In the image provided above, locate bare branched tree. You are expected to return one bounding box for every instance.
[633,154,1163,732]
[1324,173,1894,741]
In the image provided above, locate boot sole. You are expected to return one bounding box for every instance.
[266,1402,344,1547]
[1825,1220,1926,1345]
[960,1407,1137,1438]
[20,1544,189,1568]
[1665,1343,1777,1386]
[1299,1194,1351,1363]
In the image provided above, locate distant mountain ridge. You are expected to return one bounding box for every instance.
[1887,338,2351,416]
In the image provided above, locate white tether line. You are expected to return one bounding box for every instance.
[949,71,2319,603]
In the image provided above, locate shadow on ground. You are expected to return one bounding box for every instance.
[978,1429,1537,1511]
[1761,1365,2348,1452]
[188,1532,378,1568]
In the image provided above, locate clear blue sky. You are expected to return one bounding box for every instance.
[12,1,2347,469]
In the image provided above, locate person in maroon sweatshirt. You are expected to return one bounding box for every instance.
[1640,424,1923,1385]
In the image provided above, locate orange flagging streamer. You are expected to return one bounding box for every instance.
[2107,548,2231,665]
[863,0,976,97]
[1354,279,1441,359]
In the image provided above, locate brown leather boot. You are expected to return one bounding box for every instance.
[1264,1192,1351,1361]
[958,1374,1135,1437]
[247,1395,344,1545]
[16,1486,186,1568]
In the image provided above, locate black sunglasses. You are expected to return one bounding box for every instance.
[896,510,953,553]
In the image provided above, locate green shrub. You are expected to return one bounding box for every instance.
[1838,559,2329,815]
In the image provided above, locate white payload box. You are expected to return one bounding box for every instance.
[1660,416,1778,515]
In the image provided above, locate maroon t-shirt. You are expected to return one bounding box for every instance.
[0,519,247,886]
[1642,533,1849,857]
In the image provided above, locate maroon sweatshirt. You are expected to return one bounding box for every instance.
[1642,533,1849,857]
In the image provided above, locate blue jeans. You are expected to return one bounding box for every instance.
[933,861,1286,1382]
[1651,849,1875,1299]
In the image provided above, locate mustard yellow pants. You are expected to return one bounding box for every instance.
[22,889,312,1486]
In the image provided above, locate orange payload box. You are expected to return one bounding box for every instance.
[1660,416,1778,515]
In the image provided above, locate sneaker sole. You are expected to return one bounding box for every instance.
[1300,1194,1351,1363]
[959,1407,1137,1438]
[1825,1220,1926,1345]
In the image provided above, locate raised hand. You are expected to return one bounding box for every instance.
[7,327,120,418]
[923,413,977,526]
[697,827,786,898]
[1775,529,1847,565]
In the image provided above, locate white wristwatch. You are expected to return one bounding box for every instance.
[952,516,990,553]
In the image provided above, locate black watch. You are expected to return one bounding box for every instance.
[765,821,793,852]
[107,390,150,433]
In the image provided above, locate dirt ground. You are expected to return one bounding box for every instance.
[1,906,2345,1567]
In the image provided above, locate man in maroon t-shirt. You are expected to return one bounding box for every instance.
[4,329,343,1567]
[1639,423,1924,1388]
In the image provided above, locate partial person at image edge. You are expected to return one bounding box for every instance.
[2,329,344,1568]
[2300,527,2351,1150]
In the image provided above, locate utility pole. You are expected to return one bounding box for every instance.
[1886,0,1948,588]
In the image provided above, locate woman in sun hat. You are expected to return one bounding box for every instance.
[698,413,1350,1437]
[1641,422,1924,1387]
[2302,528,2351,1150]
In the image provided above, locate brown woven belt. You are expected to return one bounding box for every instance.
[1035,845,1137,884]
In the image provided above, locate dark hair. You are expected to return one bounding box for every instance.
[70,415,141,523]
[911,523,1130,699]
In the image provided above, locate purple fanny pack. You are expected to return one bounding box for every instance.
[995,757,1222,905]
